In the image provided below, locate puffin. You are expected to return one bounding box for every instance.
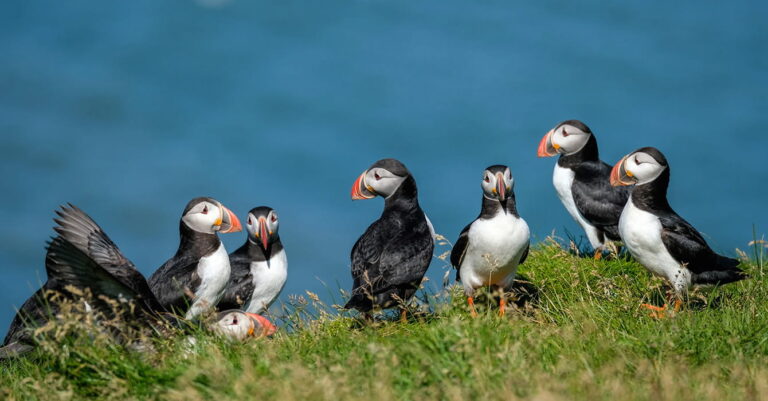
[450,165,530,317]
[610,147,746,315]
[149,197,242,319]
[1,204,166,358]
[213,310,277,340]
[537,120,629,258]
[345,158,434,321]
[217,206,288,314]
[1,204,270,358]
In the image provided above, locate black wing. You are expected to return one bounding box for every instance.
[148,256,201,314]
[518,242,530,266]
[658,212,741,275]
[45,236,161,316]
[378,225,434,290]
[52,204,163,311]
[571,161,629,238]
[450,223,471,281]
[2,286,53,353]
[217,249,254,310]
[349,220,388,281]
[346,216,433,308]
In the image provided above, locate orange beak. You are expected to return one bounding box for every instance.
[218,205,242,233]
[496,173,506,201]
[537,129,559,157]
[258,216,269,250]
[610,155,635,186]
[247,313,277,337]
[351,171,376,200]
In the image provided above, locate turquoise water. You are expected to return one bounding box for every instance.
[1,1,766,335]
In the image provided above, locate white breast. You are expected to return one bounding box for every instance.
[186,242,231,319]
[552,164,604,249]
[619,196,690,293]
[459,213,530,295]
[244,249,288,314]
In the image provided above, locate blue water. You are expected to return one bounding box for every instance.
[1,1,766,335]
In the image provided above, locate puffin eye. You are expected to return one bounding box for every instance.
[202,205,209,215]
[374,172,381,180]
[247,217,252,225]
[232,316,238,325]
[271,215,277,223]
[484,176,490,183]
[561,129,569,137]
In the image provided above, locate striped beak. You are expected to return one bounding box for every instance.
[351,171,376,200]
[247,313,277,337]
[610,155,636,186]
[537,129,559,157]
[218,204,242,233]
[496,173,507,202]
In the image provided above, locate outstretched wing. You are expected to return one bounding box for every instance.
[450,223,471,281]
[45,236,158,313]
[52,204,163,311]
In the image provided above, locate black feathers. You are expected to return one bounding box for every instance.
[345,168,434,312]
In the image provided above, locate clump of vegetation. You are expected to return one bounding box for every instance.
[2,238,767,401]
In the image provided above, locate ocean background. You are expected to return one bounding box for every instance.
[1,0,766,335]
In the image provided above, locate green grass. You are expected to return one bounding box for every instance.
[2,239,767,401]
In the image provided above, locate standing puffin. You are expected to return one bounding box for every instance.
[218,207,287,314]
[537,120,629,258]
[611,147,746,315]
[149,197,242,319]
[450,165,530,317]
[345,158,434,321]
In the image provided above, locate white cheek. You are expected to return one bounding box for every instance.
[182,213,215,233]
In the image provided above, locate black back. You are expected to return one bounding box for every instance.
[345,173,434,312]
[628,149,744,283]
[558,132,629,241]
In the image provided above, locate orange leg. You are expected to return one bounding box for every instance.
[400,308,407,323]
[641,296,683,319]
[641,303,668,319]
[594,249,603,260]
[499,297,506,317]
[467,296,478,318]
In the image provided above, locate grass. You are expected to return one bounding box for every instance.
[1,238,767,401]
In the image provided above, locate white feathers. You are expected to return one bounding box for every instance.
[459,213,530,296]
[552,164,604,249]
[244,249,288,314]
[186,243,231,319]
[619,196,690,294]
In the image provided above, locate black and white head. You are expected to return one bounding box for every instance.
[181,197,242,235]
[351,158,411,200]
[481,165,513,202]
[213,310,277,341]
[610,147,669,186]
[537,120,593,157]
[245,206,279,251]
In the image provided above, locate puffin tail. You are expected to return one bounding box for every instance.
[343,294,373,312]
[692,255,748,285]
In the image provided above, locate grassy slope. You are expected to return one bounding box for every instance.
[1,241,767,401]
